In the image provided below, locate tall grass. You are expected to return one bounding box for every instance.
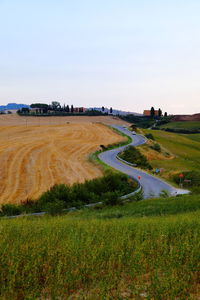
[1,194,200,299]
[76,193,200,219]
[141,129,200,188]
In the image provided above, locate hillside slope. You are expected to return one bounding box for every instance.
[0,123,125,204]
[1,194,200,299]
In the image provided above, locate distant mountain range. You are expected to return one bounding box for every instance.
[88,107,142,116]
[0,103,30,111]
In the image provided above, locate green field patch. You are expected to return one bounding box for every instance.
[160,121,200,130]
[141,130,200,190]
[1,194,200,299]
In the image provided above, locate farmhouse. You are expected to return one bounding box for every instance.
[143,110,159,116]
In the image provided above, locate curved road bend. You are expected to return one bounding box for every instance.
[99,125,189,199]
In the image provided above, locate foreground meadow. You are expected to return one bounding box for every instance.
[1,194,200,299]
[0,123,125,204]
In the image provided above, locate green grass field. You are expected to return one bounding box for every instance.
[183,133,200,143]
[141,130,200,185]
[1,194,200,299]
[160,121,200,130]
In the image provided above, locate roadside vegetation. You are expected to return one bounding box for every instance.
[0,173,138,217]
[89,126,132,172]
[119,115,155,128]
[140,129,200,192]
[1,193,200,299]
[119,146,152,170]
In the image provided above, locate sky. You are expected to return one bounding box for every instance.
[0,0,200,114]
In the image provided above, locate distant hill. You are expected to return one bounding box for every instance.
[0,103,30,111]
[172,113,200,122]
[88,107,142,116]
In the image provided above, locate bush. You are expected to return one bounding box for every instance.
[119,146,152,170]
[145,133,155,140]
[104,192,121,206]
[173,171,200,189]
[45,200,65,216]
[0,173,138,217]
[1,204,22,216]
[151,143,161,152]
[37,184,71,207]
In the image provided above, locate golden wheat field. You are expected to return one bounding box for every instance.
[0,114,128,126]
[0,119,126,204]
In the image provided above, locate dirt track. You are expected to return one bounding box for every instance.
[0,122,126,204]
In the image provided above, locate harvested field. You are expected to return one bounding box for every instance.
[0,123,126,204]
[0,114,129,126]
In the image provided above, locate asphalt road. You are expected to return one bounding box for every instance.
[99,125,189,198]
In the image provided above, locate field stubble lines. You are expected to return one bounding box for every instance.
[0,123,124,204]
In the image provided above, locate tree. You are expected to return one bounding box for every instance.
[21,107,30,113]
[102,106,105,112]
[30,103,48,110]
[110,107,113,114]
[150,107,155,118]
[71,105,74,113]
[158,108,162,117]
[164,112,167,117]
[66,105,70,113]
[51,101,61,111]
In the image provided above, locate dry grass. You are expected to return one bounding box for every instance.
[0,122,125,204]
[0,114,129,126]
[141,129,200,182]
[139,139,174,161]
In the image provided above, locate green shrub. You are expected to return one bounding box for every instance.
[1,204,22,216]
[145,133,155,140]
[0,173,138,217]
[38,184,71,205]
[151,143,161,152]
[104,191,121,206]
[119,146,152,170]
[173,171,200,190]
[45,200,65,216]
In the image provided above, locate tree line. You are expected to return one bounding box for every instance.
[30,102,77,113]
[150,107,167,118]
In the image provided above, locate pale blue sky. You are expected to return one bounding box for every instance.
[0,0,200,114]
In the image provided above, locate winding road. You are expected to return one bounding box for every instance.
[99,125,189,198]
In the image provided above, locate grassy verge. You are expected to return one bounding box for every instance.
[139,129,200,191]
[1,194,200,299]
[74,193,200,219]
[89,124,132,172]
